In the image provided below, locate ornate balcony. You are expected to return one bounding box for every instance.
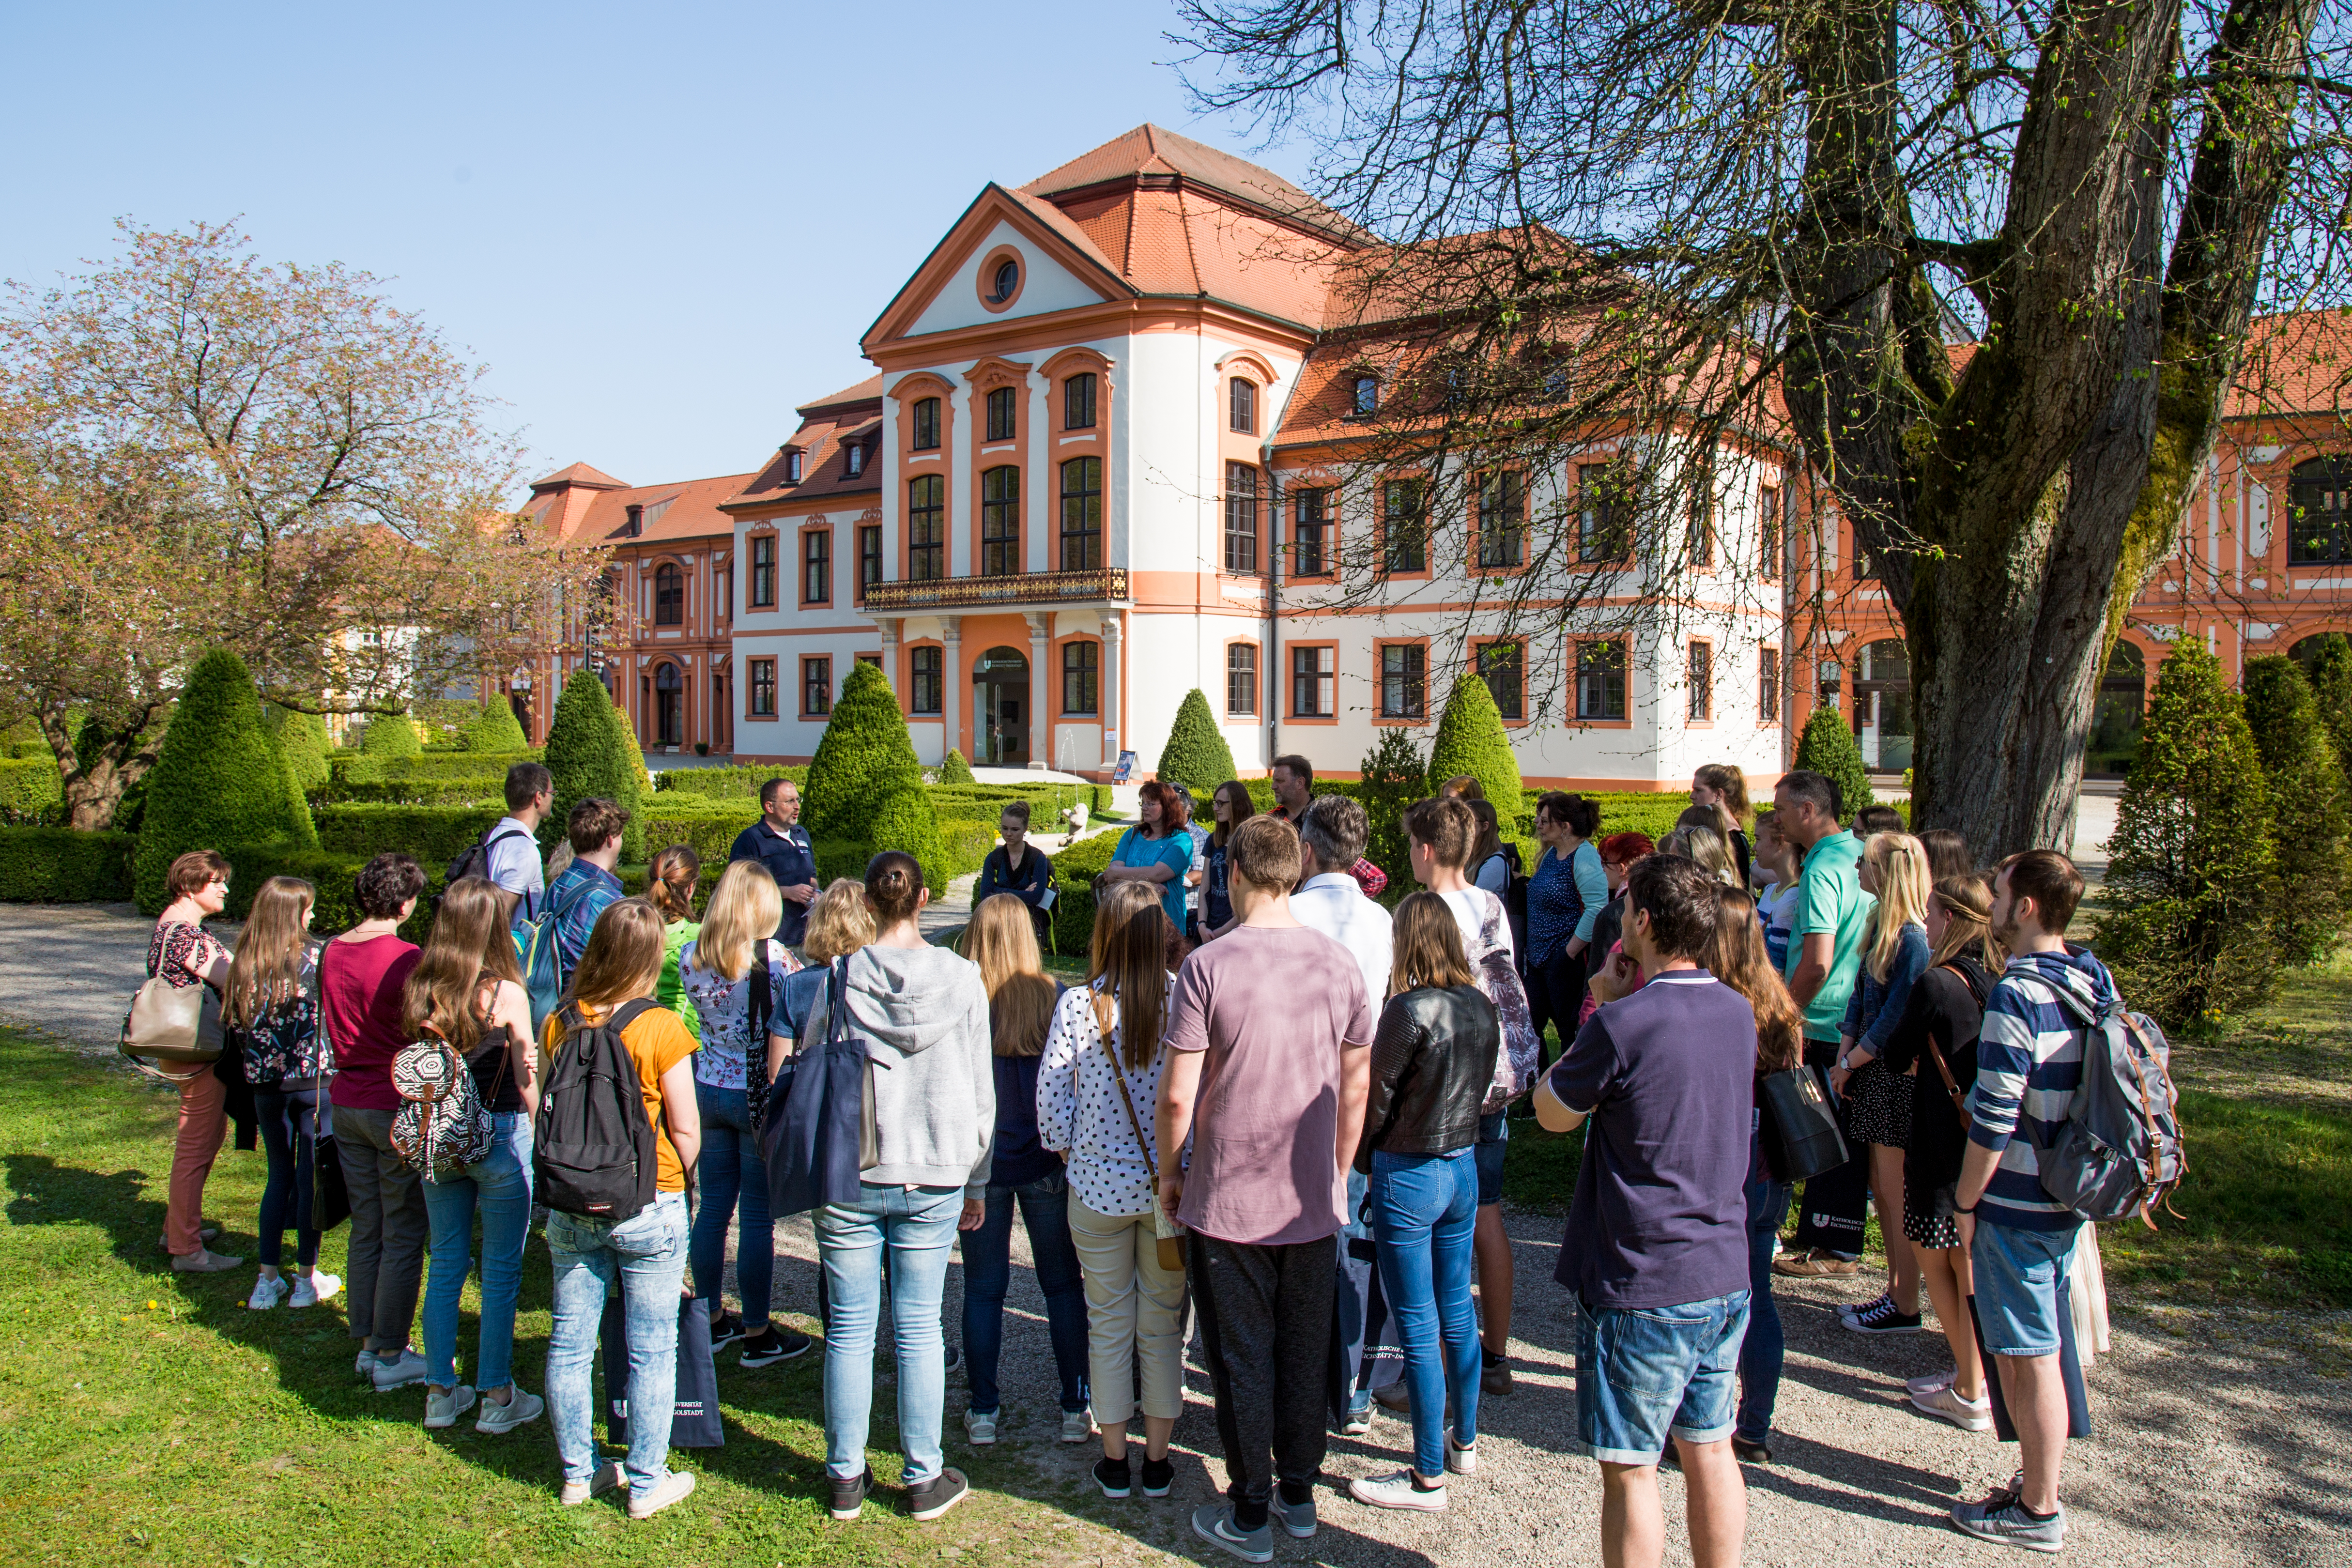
[861,567,1129,613]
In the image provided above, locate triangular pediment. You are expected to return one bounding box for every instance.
[862,184,1137,352]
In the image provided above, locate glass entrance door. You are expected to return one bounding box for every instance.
[973,646,1029,766]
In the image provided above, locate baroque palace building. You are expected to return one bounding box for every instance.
[503,125,2352,789]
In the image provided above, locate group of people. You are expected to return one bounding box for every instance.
[141,753,2113,1560]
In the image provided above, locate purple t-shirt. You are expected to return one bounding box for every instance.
[1166,923,1374,1247]
[1548,969,1754,1309]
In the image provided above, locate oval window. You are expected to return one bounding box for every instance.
[991,259,1019,303]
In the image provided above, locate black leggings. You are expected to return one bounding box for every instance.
[252,1086,324,1270]
[1526,946,1591,1067]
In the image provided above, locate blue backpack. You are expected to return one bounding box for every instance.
[521,875,601,1037]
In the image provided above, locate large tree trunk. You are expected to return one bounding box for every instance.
[40,709,156,832]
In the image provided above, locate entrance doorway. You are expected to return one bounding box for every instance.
[654,663,683,747]
[974,646,1029,766]
[1852,638,1913,772]
[2086,641,2146,777]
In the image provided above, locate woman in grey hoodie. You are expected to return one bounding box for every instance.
[811,851,995,1525]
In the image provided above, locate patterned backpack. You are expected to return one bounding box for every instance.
[391,1025,494,1181]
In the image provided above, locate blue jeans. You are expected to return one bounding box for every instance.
[689,1082,773,1324]
[251,1086,323,1270]
[961,1169,1090,1415]
[1370,1146,1482,1477]
[1738,1134,1790,1445]
[421,1113,536,1391]
[1574,1289,1751,1465]
[1972,1219,2083,1358]
[816,1183,964,1485]
[546,1193,692,1501]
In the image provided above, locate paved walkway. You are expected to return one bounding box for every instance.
[3,900,2345,1566]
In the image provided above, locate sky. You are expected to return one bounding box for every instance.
[0,0,1314,496]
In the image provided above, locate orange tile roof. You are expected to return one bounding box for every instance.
[2229,309,2352,419]
[725,393,887,510]
[527,461,629,492]
[1023,124,1371,245]
[798,373,886,413]
[524,469,754,546]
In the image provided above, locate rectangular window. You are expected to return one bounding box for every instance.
[1687,641,1713,721]
[1293,487,1331,578]
[985,386,1016,443]
[1478,641,1524,721]
[748,657,777,717]
[911,397,940,451]
[802,529,830,605]
[1063,373,1096,430]
[859,524,882,591]
[857,653,882,669]
[1060,457,1102,571]
[1291,644,1335,717]
[1380,644,1426,718]
[1759,646,1781,724]
[716,565,731,620]
[1226,644,1258,716]
[981,465,1020,576]
[1062,641,1099,715]
[911,646,942,715]
[908,476,944,581]
[1687,474,1714,568]
[1577,640,1628,721]
[653,566,683,625]
[1382,479,1426,574]
[749,535,776,607]
[1759,487,1782,579]
[1230,377,1256,434]
[1477,471,1525,569]
[1577,465,1628,562]
[801,656,832,717]
[1353,376,1379,415]
[1224,463,1260,573]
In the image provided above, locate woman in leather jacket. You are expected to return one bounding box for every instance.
[1347,893,1500,1514]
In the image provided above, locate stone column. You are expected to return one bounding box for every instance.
[941,616,964,764]
[1025,611,1051,769]
[1099,614,1122,770]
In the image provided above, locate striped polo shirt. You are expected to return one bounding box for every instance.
[1966,948,2109,1231]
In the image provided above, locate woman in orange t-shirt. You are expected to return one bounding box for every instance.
[538,899,702,1521]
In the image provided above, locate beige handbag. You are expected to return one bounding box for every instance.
[121,976,224,1070]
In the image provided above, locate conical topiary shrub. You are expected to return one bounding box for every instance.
[264,705,332,794]
[2305,632,2352,778]
[805,661,922,844]
[1154,688,1237,794]
[544,670,645,861]
[938,748,975,784]
[1357,727,1429,896]
[868,783,950,901]
[1428,673,1522,820]
[2241,654,2352,964]
[134,648,319,912]
[2094,639,2278,1026]
[359,710,421,757]
[462,700,529,754]
[1793,704,1875,818]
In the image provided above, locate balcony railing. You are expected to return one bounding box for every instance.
[862,568,1129,613]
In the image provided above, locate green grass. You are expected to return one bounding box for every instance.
[0,1030,1114,1567]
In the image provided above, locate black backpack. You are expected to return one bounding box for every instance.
[445,824,536,895]
[1494,841,1531,972]
[534,998,661,1223]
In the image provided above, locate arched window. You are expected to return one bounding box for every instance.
[1060,458,1102,571]
[653,563,683,626]
[985,386,1017,442]
[981,466,1020,576]
[652,662,682,746]
[911,397,941,450]
[1064,373,1097,430]
[908,475,945,581]
[1230,377,1257,433]
[2290,457,2352,564]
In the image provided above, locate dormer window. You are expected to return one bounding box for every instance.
[783,449,804,484]
[623,504,644,537]
[1352,376,1379,416]
[844,441,865,478]
[990,259,1019,303]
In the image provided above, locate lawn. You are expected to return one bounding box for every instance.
[0,1030,1125,1568]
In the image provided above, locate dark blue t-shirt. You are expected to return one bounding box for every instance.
[729,820,815,945]
[1548,969,1754,1310]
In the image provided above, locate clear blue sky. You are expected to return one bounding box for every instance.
[1,1,1310,494]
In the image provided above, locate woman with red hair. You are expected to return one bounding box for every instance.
[1099,781,1195,935]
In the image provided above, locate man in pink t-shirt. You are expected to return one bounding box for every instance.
[1159,814,1373,1561]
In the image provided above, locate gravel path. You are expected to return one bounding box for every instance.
[4,901,2346,1566]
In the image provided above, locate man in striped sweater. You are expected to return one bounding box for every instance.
[1953,848,2101,1554]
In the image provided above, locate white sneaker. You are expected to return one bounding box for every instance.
[370,1348,428,1393]
[628,1469,696,1520]
[290,1272,339,1309]
[1911,1383,1994,1431]
[424,1385,477,1430]
[1446,1433,1478,1476]
[246,1274,289,1311]
[965,1407,999,1446]
[476,1385,544,1435]
[1906,1365,1958,1399]
[1061,1406,1097,1444]
[1349,1471,1447,1511]
[559,1460,625,1507]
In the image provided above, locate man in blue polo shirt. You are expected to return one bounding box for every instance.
[727,776,817,946]
[1537,852,1752,1568]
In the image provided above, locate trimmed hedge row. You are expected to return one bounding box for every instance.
[219,844,439,943]
[1045,830,1122,954]
[314,803,507,865]
[0,828,135,901]
[0,757,64,826]
[652,765,808,799]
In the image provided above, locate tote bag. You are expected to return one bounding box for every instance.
[600,1292,724,1449]
[1759,1063,1848,1183]
[761,960,870,1218]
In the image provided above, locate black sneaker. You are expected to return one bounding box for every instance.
[906,1467,970,1521]
[1845,1297,1924,1335]
[1732,1436,1773,1465]
[1094,1456,1133,1499]
[1139,1455,1175,1498]
[741,1324,814,1368]
[943,1345,964,1374]
[828,1466,873,1521]
[707,1311,746,1353]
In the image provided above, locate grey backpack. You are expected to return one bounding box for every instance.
[2035,984,2187,1227]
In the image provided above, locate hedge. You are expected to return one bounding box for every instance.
[1045,830,1122,953]
[381,750,538,781]
[804,662,923,842]
[314,802,507,866]
[324,778,507,808]
[358,712,422,757]
[0,828,135,902]
[653,765,807,799]
[135,648,317,913]
[221,845,438,942]
[635,800,762,868]
[546,670,645,861]
[0,757,64,826]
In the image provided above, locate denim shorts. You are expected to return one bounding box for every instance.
[1970,1219,2081,1357]
[1474,1111,1508,1207]
[1574,1289,1750,1464]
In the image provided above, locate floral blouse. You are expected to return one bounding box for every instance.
[1036,977,1174,1218]
[148,921,229,990]
[676,938,799,1091]
[228,947,327,1086]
